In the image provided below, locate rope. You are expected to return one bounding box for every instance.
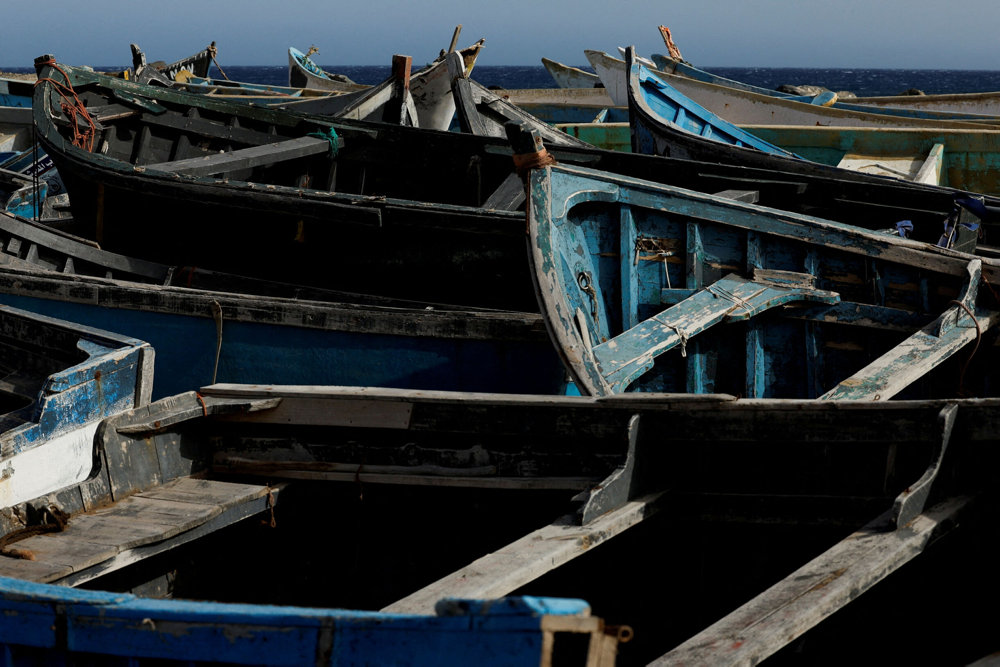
[207,42,229,81]
[264,487,277,528]
[512,147,557,178]
[211,300,223,384]
[0,506,69,559]
[306,126,340,157]
[195,392,208,417]
[707,283,752,313]
[34,58,96,152]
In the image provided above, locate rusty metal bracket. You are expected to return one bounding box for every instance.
[892,402,957,528]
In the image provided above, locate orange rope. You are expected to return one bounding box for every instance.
[512,147,557,178]
[34,58,96,152]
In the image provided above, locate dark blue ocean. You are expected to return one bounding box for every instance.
[7,63,1000,96]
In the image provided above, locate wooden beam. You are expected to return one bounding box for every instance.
[381,492,666,615]
[652,496,972,666]
[144,135,334,176]
[594,273,839,393]
[821,259,998,400]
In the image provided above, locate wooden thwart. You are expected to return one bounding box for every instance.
[652,495,972,666]
[594,272,839,393]
[145,134,336,176]
[381,492,666,615]
[0,477,278,585]
[822,259,997,400]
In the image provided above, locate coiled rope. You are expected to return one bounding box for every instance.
[33,58,96,152]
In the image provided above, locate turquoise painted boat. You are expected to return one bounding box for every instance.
[744,123,1000,194]
[527,162,1000,399]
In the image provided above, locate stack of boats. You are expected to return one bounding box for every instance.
[0,29,998,664]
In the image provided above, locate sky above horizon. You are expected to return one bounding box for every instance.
[4,0,999,70]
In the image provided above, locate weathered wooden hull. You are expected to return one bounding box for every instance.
[852,90,1000,116]
[0,77,32,154]
[649,52,1000,122]
[591,49,1000,129]
[0,386,623,665]
[286,46,369,92]
[627,52,1000,199]
[0,212,565,399]
[34,56,1000,311]
[0,303,152,508]
[541,57,603,88]
[528,163,1000,399]
[745,123,1000,194]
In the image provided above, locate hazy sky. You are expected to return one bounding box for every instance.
[4,0,999,69]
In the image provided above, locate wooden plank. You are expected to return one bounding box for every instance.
[593,273,839,393]
[482,172,526,211]
[653,496,971,666]
[0,556,72,582]
[87,495,222,537]
[822,259,998,400]
[914,142,946,185]
[448,52,489,137]
[47,513,178,551]
[211,458,599,489]
[381,492,665,615]
[0,535,118,575]
[55,485,283,587]
[144,135,332,176]
[138,477,272,510]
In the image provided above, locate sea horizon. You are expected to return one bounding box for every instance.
[7,63,1000,97]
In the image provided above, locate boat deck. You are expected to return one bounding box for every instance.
[0,477,281,586]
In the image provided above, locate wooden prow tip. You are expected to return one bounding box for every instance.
[448,24,462,53]
[658,25,684,61]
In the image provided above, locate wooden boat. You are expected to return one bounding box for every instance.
[287,46,371,92]
[131,42,216,83]
[0,301,151,508]
[34,55,1000,310]
[589,49,1000,129]
[742,123,1000,193]
[67,382,987,665]
[492,86,619,124]
[527,162,1000,399]
[0,210,567,399]
[850,89,1000,117]
[445,52,594,149]
[647,50,1000,123]
[0,76,32,154]
[541,56,603,88]
[0,384,625,664]
[625,48,1000,198]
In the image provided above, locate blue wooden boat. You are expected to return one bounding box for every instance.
[0,585,612,665]
[527,161,1000,399]
[0,302,151,509]
[0,385,625,665]
[0,76,32,156]
[0,210,567,399]
[625,47,1000,197]
[629,61,801,158]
